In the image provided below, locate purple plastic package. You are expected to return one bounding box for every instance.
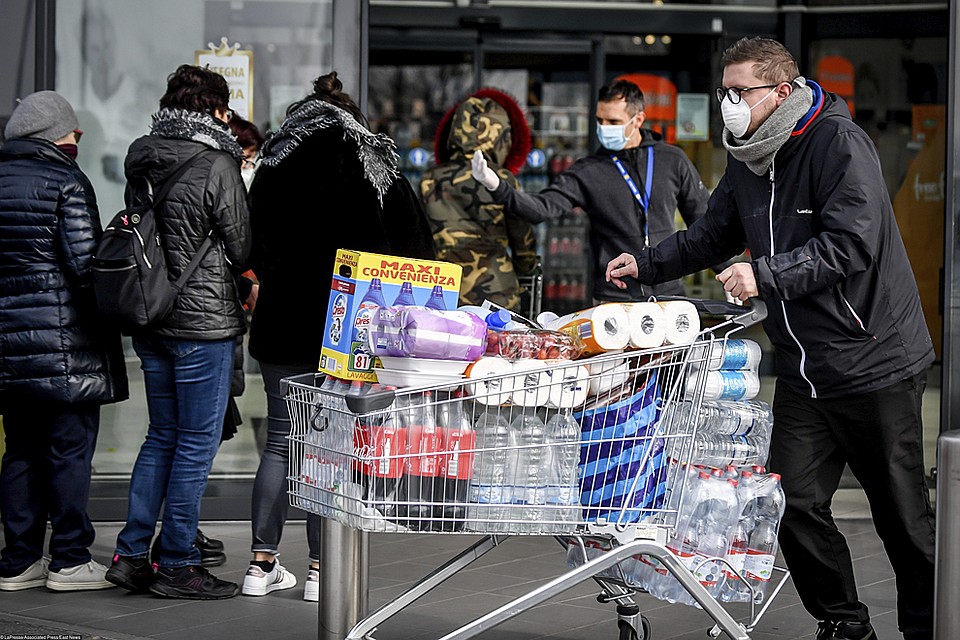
[369,308,487,361]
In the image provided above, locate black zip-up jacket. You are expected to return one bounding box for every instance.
[491,130,709,301]
[636,91,934,398]
[0,138,128,407]
[124,136,251,340]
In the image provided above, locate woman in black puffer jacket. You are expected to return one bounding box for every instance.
[0,91,127,592]
[104,65,250,601]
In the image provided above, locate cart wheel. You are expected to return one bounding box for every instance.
[618,616,651,640]
[706,625,722,638]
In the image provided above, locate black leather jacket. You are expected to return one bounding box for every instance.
[124,136,251,340]
[0,138,128,407]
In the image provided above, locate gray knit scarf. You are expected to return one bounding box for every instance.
[149,108,244,164]
[722,77,814,176]
[259,99,399,203]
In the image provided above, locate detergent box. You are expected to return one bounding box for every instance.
[319,249,463,381]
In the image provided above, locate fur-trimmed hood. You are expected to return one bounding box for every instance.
[434,88,530,175]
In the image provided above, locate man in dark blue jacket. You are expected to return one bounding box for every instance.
[607,38,934,640]
[0,91,128,592]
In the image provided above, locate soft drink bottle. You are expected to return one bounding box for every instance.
[434,391,476,531]
[511,412,547,532]
[392,281,418,307]
[466,411,513,532]
[352,277,385,346]
[544,412,581,532]
[425,285,447,310]
[367,396,407,523]
[398,392,441,530]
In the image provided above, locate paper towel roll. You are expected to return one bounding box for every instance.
[464,357,515,405]
[586,359,632,396]
[510,359,552,407]
[622,302,666,349]
[551,304,631,356]
[659,300,700,345]
[546,363,590,409]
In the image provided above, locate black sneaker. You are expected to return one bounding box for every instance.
[816,620,876,640]
[149,565,239,600]
[105,555,154,593]
[150,531,226,568]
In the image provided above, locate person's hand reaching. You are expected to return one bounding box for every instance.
[471,150,500,190]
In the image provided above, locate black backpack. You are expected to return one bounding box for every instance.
[92,150,215,332]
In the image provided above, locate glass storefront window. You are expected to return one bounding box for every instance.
[55,0,335,479]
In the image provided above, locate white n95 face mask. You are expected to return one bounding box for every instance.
[720,87,778,139]
[596,117,634,151]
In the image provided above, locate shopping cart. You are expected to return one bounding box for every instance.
[286,298,785,640]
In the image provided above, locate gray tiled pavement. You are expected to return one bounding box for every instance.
[0,516,904,640]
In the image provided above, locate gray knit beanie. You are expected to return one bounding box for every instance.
[4,91,79,143]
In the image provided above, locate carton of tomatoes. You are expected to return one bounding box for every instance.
[485,329,584,360]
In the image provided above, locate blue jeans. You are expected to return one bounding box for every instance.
[115,336,234,569]
[0,403,99,574]
[251,363,321,562]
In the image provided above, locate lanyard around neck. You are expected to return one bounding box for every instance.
[611,146,654,247]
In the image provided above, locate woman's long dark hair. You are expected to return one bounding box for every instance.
[288,71,368,127]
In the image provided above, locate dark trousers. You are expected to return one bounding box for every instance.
[0,403,99,574]
[768,373,935,638]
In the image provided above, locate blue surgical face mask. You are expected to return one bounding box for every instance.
[596,116,635,151]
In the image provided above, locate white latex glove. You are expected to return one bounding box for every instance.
[471,150,500,191]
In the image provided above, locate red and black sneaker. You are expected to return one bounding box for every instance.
[105,555,154,593]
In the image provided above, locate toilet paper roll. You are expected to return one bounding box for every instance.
[586,359,632,396]
[622,302,666,349]
[464,357,515,406]
[658,301,700,345]
[510,359,553,407]
[551,304,631,356]
[546,363,590,409]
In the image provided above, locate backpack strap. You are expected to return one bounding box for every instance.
[151,149,220,291]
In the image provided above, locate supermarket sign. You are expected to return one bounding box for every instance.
[195,37,254,121]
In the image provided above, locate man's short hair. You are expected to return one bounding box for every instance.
[598,80,644,115]
[721,37,799,84]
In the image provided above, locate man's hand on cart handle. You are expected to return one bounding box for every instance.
[717,263,758,302]
[606,252,639,290]
[471,150,500,190]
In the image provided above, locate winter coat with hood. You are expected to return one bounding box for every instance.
[491,127,710,302]
[123,109,251,341]
[0,138,128,408]
[248,99,436,367]
[636,83,934,398]
[420,90,538,311]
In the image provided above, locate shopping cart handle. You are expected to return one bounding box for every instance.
[345,388,398,414]
[656,296,767,329]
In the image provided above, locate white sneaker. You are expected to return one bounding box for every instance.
[0,557,49,591]
[46,560,115,592]
[242,561,297,596]
[303,567,319,602]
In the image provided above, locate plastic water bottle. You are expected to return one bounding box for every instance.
[692,434,767,468]
[742,518,778,601]
[719,516,750,602]
[695,338,762,371]
[511,413,547,532]
[544,412,581,532]
[466,411,513,532]
[691,476,738,599]
[435,391,476,531]
[695,400,773,438]
[353,277,385,346]
[655,516,701,603]
[392,281,418,307]
[753,472,785,521]
[425,285,447,310]
[687,370,761,402]
[399,392,441,530]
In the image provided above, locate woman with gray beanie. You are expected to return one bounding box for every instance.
[0,90,128,592]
